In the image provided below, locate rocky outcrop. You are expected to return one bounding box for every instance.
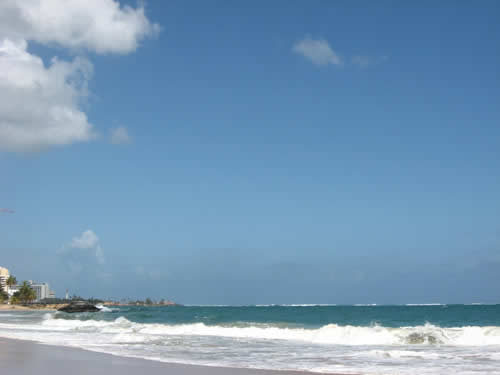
[57,301,100,313]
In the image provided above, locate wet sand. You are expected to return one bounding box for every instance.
[0,337,351,375]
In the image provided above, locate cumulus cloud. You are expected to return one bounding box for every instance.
[0,39,95,152]
[292,36,342,66]
[110,126,132,145]
[0,0,160,54]
[65,229,105,264]
[71,229,99,249]
[0,0,158,152]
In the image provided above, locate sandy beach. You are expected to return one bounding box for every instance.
[0,337,347,375]
[0,304,64,311]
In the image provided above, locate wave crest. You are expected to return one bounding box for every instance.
[34,317,500,346]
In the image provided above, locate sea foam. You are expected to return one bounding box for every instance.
[2,309,500,375]
[30,316,500,346]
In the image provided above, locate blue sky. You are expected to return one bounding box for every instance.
[1,1,499,304]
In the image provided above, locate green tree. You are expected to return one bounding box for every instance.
[18,281,37,304]
[0,288,8,303]
[6,275,17,292]
[145,297,153,305]
[10,292,20,305]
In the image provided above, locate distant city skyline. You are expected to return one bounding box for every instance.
[1,1,499,304]
[0,265,55,302]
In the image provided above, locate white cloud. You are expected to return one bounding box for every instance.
[110,126,132,145]
[292,36,342,66]
[71,229,99,249]
[0,39,95,152]
[68,229,105,264]
[0,0,158,152]
[0,0,160,54]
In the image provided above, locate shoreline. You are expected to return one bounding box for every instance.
[0,304,64,311]
[0,337,353,375]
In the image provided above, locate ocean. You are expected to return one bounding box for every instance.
[1,304,500,374]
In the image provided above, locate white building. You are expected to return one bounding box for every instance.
[9,281,54,302]
[7,285,19,297]
[0,266,10,292]
[31,282,51,301]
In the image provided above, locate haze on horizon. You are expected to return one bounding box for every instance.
[1,0,499,305]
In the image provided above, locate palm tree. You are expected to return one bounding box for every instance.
[19,281,36,304]
[10,294,20,305]
[27,287,36,304]
[6,275,16,293]
[0,288,8,303]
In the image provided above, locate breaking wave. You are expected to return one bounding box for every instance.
[95,304,113,312]
[2,307,500,375]
[33,316,500,346]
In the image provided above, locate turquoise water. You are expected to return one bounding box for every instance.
[64,304,500,327]
[1,304,500,374]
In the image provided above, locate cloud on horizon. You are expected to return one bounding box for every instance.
[292,36,342,66]
[0,0,158,152]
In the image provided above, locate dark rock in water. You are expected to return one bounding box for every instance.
[57,301,101,313]
[406,332,440,345]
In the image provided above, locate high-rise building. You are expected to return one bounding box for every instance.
[8,281,52,302]
[0,266,10,292]
[30,282,51,301]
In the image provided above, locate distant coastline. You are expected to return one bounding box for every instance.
[0,301,181,311]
